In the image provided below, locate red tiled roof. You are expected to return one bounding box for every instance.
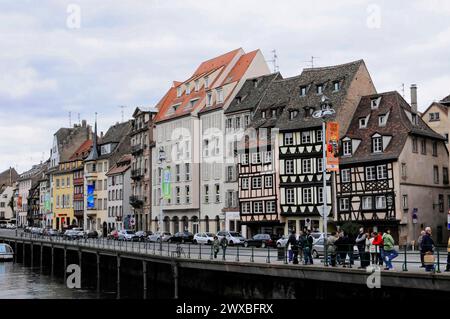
[68,139,93,161]
[106,154,132,176]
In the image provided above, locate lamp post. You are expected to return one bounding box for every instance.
[158,147,166,252]
[313,96,335,264]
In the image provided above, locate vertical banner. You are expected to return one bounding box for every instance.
[326,121,339,172]
[162,168,171,199]
[87,184,95,209]
[18,195,22,210]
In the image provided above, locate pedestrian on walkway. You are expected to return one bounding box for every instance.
[445,235,450,272]
[298,231,304,263]
[369,232,379,265]
[335,231,346,266]
[212,236,220,259]
[418,230,426,268]
[355,227,367,269]
[363,230,371,268]
[382,229,398,270]
[327,232,338,267]
[421,227,435,272]
[288,231,299,264]
[220,236,228,259]
[303,230,314,265]
[373,231,384,266]
[287,231,296,263]
[346,232,355,267]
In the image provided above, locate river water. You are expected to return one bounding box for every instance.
[0,262,113,299]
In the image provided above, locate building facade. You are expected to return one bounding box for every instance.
[421,92,450,150]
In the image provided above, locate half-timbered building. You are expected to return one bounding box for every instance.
[337,91,450,245]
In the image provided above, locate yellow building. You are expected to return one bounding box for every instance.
[52,161,76,230]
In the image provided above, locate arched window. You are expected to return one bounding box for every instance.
[163,216,170,232]
[215,215,220,233]
[181,216,188,232]
[191,216,198,234]
[173,216,179,234]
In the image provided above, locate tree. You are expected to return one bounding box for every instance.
[341,222,361,237]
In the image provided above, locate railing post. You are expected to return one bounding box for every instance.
[436,247,441,273]
[198,243,202,260]
[251,247,254,262]
[266,245,270,264]
[188,243,191,259]
[402,244,408,271]
[236,245,240,262]
[284,246,288,265]
[167,241,170,257]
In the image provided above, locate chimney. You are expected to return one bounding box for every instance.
[410,84,418,113]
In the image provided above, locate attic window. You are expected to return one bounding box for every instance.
[216,88,223,103]
[333,81,340,92]
[378,114,387,126]
[412,114,418,125]
[195,80,200,91]
[253,79,258,88]
[289,111,298,120]
[177,87,181,98]
[429,112,440,122]
[359,117,367,128]
[371,97,380,109]
[186,83,191,95]
[300,86,307,97]
[271,109,277,118]
[188,99,199,109]
[205,77,209,89]
[207,92,212,106]
[236,96,242,104]
[262,111,266,119]
[316,84,323,95]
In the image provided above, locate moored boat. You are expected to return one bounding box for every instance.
[0,243,14,261]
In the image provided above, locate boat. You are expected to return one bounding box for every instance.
[0,243,14,262]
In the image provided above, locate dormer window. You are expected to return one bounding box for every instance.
[195,80,200,91]
[378,114,387,126]
[300,86,307,96]
[205,76,209,89]
[289,110,298,120]
[207,92,212,106]
[189,99,198,109]
[343,139,352,156]
[271,109,277,118]
[236,96,242,104]
[216,88,223,103]
[372,135,383,153]
[371,97,380,109]
[359,117,367,128]
[429,112,440,122]
[333,81,340,92]
[316,84,324,94]
[262,111,266,119]
[186,83,190,95]
[412,114,418,125]
[177,87,181,98]
[253,79,258,88]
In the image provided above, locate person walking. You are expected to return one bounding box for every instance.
[421,227,435,272]
[369,232,379,265]
[382,229,398,270]
[445,235,450,272]
[287,231,296,263]
[355,227,367,269]
[372,231,384,266]
[335,231,346,266]
[220,236,228,259]
[418,230,426,268]
[287,231,299,264]
[327,232,338,267]
[212,236,220,259]
[346,232,355,267]
[303,230,314,265]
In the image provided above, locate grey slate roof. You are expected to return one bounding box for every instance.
[225,73,282,115]
[250,60,365,131]
[341,91,445,165]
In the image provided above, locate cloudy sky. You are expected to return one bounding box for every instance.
[1,0,449,173]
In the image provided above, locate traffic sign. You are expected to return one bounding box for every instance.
[318,205,332,217]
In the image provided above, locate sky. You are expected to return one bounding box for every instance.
[1,0,449,173]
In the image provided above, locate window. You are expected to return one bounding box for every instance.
[185,163,190,181]
[377,165,388,179]
[341,169,351,183]
[371,98,380,109]
[421,139,426,154]
[226,118,233,130]
[264,151,272,163]
[318,187,324,203]
[175,187,181,204]
[241,154,249,165]
[235,117,241,129]
[204,185,209,203]
[317,158,323,173]
[266,201,276,213]
[285,160,294,174]
[443,167,449,185]
[359,117,367,128]
[333,81,340,91]
[432,141,438,156]
[195,80,199,91]
[203,139,209,157]
[185,83,190,95]
[300,86,307,96]
[316,84,323,94]
[207,92,212,106]
[372,136,382,153]
[175,165,180,182]
[412,137,418,153]
[303,188,312,204]
[244,115,250,127]
[262,111,266,118]
[241,202,251,214]
[185,186,191,204]
[265,176,273,188]
[375,196,386,209]
[205,76,209,89]
[302,159,312,174]
[271,109,277,118]
[366,166,376,181]
[216,88,223,103]
[439,194,444,212]
[286,189,295,204]
[177,87,181,97]
[253,202,263,213]
[289,111,298,120]
[429,112,440,121]
[362,196,372,210]
[242,177,249,189]
[401,163,407,179]
[301,131,311,144]
[402,195,408,209]
[284,133,294,145]
[252,177,262,189]
[434,165,439,184]
[227,166,234,182]
[378,115,387,126]
[252,153,261,164]
[340,198,349,211]
[343,140,352,156]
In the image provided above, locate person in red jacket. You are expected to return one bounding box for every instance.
[372,231,384,266]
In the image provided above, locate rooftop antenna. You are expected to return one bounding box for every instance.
[118,105,127,123]
[266,49,279,73]
[304,56,319,68]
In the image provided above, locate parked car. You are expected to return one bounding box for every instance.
[243,234,276,248]
[135,231,150,242]
[216,231,245,246]
[169,231,194,243]
[5,224,16,230]
[0,223,6,229]
[193,232,215,245]
[147,232,172,242]
[44,229,60,237]
[312,237,359,259]
[84,230,99,239]
[63,228,84,240]
[118,230,139,241]
[276,235,289,247]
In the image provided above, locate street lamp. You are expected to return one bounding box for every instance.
[312,96,335,265]
[158,147,166,251]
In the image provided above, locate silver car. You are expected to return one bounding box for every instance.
[147,231,172,242]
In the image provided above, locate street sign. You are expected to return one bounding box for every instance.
[318,205,332,217]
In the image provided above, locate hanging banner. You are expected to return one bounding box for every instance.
[326,121,339,172]
[87,184,95,209]
[17,195,22,210]
[162,168,172,199]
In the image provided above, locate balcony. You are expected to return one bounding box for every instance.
[131,168,144,180]
[130,195,144,208]
[131,144,146,155]
[73,178,84,186]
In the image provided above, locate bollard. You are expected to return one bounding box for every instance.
[188,243,191,259]
[236,245,240,262]
[266,245,270,264]
[251,247,254,262]
[402,244,408,271]
[199,243,202,260]
[436,248,441,273]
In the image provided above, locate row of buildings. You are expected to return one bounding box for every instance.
[2,48,449,245]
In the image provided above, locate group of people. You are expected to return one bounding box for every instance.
[286,229,315,265]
